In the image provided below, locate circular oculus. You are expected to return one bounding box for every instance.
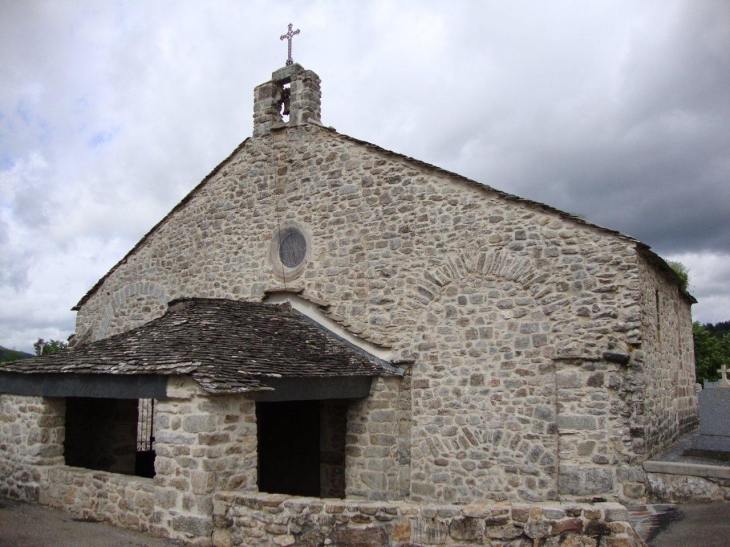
[279,230,307,268]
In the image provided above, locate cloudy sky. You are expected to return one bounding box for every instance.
[1,0,728,353]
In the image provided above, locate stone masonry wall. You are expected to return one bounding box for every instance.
[40,467,155,533]
[555,358,646,503]
[320,399,347,498]
[637,255,698,459]
[408,274,559,504]
[151,377,257,544]
[72,121,679,503]
[0,395,65,502]
[211,492,644,547]
[346,375,412,501]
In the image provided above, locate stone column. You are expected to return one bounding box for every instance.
[345,374,410,501]
[151,378,257,545]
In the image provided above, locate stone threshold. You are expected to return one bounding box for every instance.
[643,460,730,479]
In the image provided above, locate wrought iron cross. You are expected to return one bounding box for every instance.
[280,23,300,66]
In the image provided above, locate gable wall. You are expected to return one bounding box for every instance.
[74,124,662,503]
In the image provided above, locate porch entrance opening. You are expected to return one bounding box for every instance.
[63,397,156,478]
[256,400,347,498]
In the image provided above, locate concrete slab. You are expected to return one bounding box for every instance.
[643,460,730,479]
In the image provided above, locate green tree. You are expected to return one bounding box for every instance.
[42,339,68,355]
[693,322,730,383]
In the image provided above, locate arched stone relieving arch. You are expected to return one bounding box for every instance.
[404,249,563,503]
[95,281,169,341]
[408,249,552,308]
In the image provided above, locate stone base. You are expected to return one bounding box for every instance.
[213,492,646,547]
[646,472,730,503]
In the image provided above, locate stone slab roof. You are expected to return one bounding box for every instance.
[0,298,398,394]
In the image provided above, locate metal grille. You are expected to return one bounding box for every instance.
[136,398,155,452]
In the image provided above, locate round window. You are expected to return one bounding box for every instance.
[279,229,307,268]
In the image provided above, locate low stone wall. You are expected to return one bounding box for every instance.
[0,395,65,502]
[644,461,730,503]
[211,492,645,547]
[39,466,155,533]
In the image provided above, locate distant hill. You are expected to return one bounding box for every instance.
[0,346,33,363]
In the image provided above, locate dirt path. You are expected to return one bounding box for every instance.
[0,498,185,547]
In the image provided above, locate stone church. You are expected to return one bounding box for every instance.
[0,60,696,546]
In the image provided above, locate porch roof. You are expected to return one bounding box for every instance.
[0,298,400,395]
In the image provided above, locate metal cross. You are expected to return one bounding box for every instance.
[280,23,300,66]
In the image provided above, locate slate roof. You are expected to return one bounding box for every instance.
[0,298,398,394]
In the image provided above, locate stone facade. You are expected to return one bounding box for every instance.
[68,106,694,503]
[211,492,644,547]
[1,64,696,545]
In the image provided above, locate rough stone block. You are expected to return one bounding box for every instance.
[172,514,213,537]
[559,466,614,496]
[449,516,483,540]
[558,416,597,430]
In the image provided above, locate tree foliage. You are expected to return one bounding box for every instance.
[693,322,730,384]
[33,338,68,356]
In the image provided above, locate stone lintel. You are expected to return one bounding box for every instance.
[272,63,304,82]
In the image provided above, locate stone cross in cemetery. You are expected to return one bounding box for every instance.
[280,23,300,66]
[717,364,730,388]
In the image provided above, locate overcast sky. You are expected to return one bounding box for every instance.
[1,0,728,353]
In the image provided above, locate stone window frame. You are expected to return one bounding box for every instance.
[269,222,312,280]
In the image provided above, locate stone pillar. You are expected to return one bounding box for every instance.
[151,378,257,545]
[345,374,411,501]
[0,395,65,502]
[252,63,321,137]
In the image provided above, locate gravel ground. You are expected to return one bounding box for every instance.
[0,498,185,547]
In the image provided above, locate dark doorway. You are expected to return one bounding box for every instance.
[257,400,321,497]
[64,397,138,475]
[64,397,156,478]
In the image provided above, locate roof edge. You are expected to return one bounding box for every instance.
[73,137,252,310]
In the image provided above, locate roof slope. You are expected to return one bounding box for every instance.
[1,298,397,394]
